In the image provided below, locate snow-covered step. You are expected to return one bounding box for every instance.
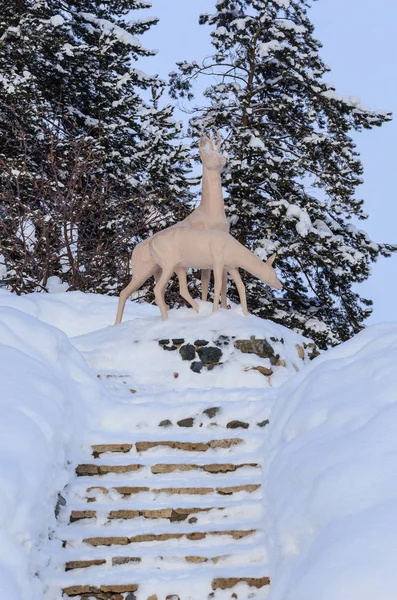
[75,461,261,477]
[65,501,263,526]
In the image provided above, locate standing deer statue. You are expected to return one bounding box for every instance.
[121,228,282,321]
[115,130,230,325]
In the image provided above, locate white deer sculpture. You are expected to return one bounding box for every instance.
[115,131,230,325]
[115,228,282,323]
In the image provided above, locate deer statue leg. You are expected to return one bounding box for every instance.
[153,265,171,310]
[229,267,248,316]
[115,274,150,325]
[201,269,211,301]
[220,269,228,309]
[212,263,224,313]
[175,267,199,313]
[154,267,174,321]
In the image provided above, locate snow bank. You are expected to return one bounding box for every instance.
[0,308,100,600]
[265,323,397,600]
[0,289,156,337]
[73,301,314,392]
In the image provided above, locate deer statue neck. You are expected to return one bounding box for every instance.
[199,166,225,218]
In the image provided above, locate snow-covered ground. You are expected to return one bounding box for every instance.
[1,288,396,599]
[265,323,397,600]
[0,307,100,600]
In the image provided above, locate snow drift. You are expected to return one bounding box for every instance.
[0,307,100,600]
[266,323,397,600]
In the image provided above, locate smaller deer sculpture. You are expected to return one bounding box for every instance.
[115,228,282,323]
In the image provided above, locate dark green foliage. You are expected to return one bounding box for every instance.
[0,0,192,294]
[170,0,396,347]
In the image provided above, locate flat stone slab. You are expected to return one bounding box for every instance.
[63,584,139,596]
[65,559,106,571]
[212,577,270,589]
[76,464,143,476]
[92,444,132,458]
[135,439,243,453]
[81,529,256,546]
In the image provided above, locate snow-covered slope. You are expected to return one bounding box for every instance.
[0,308,100,600]
[265,323,397,600]
[2,289,396,599]
[0,289,156,337]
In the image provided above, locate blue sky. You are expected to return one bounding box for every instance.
[139,0,396,323]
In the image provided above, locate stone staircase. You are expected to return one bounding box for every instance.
[43,377,272,600]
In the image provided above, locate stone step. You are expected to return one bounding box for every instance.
[76,462,260,477]
[63,583,138,597]
[84,483,261,502]
[63,551,266,572]
[212,576,270,590]
[61,575,270,599]
[79,529,256,547]
[70,506,225,524]
[91,438,246,457]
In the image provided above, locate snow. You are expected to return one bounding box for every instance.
[0,307,100,600]
[265,323,397,600]
[1,288,396,598]
[80,13,146,51]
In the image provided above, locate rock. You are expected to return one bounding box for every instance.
[92,443,132,458]
[109,595,124,600]
[173,372,179,379]
[234,337,274,359]
[147,595,158,600]
[203,407,220,419]
[125,594,137,600]
[226,420,249,429]
[186,556,208,563]
[214,335,230,347]
[296,343,305,359]
[179,344,196,361]
[188,517,198,524]
[163,345,178,351]
[112,557,141,566]
[177,417,194,428]
[275,359,286,367]
[197,346,222,365]
[190,361,204,373]
[304,342,321,360]
[55,493,66,517]
[257,419,269,428]
[70,510,96,523]
[269,354,280,366]
[194,339,209,347]
[129,388,137,394]
[250,366,273,377]
[172,338,185,346]
[65,559,106,571]
[165,596,180,600]
[158,339,169,346]
[159,419,172,428]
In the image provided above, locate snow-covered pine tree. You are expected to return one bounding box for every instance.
[0,0,192,294]
[170,0,396,347]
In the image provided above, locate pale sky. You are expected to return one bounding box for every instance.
[139,0,397,324]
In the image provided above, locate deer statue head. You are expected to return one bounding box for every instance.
[199,128,227,171]
[262,254,283,290]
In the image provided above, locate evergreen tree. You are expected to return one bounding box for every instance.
[170,0,396,347]
[0,0,192,294]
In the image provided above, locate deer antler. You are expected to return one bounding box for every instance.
[212,126,222,152]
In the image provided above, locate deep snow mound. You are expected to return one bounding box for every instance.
[72,301,317,392]
[265,323,397,600]
[0,307,100,600]
[0,289,156,337]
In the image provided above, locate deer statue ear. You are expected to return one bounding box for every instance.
[266,253,276,266]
